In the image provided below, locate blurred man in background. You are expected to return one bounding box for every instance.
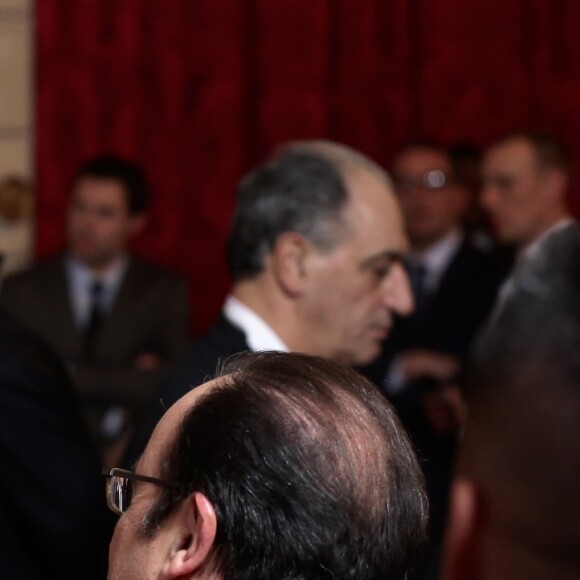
[481,131,574,256]
[362,142,502,577]
[124,140,414,465]
[0,156,190,460]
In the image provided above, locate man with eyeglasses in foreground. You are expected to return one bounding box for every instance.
[105,352,428,580]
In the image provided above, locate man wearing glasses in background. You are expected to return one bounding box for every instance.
[362,141,502,578]
[104,352,428,580]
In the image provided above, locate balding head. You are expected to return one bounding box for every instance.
[444,224,580,580]
[109,352,428,580]
[226,140,413,366]
[226,140,393,281]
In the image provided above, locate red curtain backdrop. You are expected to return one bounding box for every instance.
[36,0,580,334]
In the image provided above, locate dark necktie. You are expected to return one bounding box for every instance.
[407,261,428,312]
[83,280,104,361]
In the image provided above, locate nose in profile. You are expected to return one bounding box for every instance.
[383,262,414,317]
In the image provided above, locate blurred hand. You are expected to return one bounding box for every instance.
[423,383,467,437]
[400,349,460,383]
[134,352,161,371]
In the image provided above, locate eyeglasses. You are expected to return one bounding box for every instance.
[394,170,450,193]
[104,468,177,515]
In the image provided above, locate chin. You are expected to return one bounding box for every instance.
[351,344,382,367]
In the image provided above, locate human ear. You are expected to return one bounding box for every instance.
[270,232,310,296]
[442,478,484,580]
[129,212,147,236]
[164,492,217,578]
[544,168,569,202]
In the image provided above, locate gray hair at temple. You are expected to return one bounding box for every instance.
[226,140,392,281]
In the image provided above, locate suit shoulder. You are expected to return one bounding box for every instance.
[0,309,71,387]
[3,256,64,287]
[1,258,65,309]
[176,318,248,381]
[127,256,187,287]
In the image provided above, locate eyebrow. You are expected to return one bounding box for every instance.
[359,250,406,270]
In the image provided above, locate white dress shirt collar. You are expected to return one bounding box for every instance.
[223,295,289,353]
[65,255,129,327]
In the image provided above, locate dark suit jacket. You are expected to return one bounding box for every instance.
[362,237,504,549]
[0,310,112,579]
[0,255,190,416]
[364,238,503,390]
[123,315,249,467]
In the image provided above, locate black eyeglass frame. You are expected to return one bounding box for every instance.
[104,467,178,515]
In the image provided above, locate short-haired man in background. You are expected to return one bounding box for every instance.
[107,352,428,579]
[444,224,580,580]
[125,140,414,464]
[0,156,190,458]
[481,131,574,255]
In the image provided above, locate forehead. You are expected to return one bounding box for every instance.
[392,148,451,174]
[341,167,408,254]
[136,378,221,475]
[484,138,537,175]
[71,177,129,210]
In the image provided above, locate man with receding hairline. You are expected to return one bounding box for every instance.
[107,352,428,579]
[125,140,414,465]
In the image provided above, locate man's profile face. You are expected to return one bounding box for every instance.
[300,167,413,366]
[392,147,467,250]
[67,177,142,269]
[481,138,551,248]
[108,380,217,580]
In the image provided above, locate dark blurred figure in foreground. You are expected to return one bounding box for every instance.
[444,223,580,580]
[107,353,428,580]
[0,156,190,461]
[125,140,414,466]
[362,142,503,577]
[0,309,111,579]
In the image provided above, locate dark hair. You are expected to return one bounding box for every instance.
[73,155,149,214]
[463,223,580,566]
[449,142,482,189]
[492,130,572,175]
[144,352,428,579]
[226,141,385,281]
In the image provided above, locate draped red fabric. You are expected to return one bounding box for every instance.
[36,0,580,334]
